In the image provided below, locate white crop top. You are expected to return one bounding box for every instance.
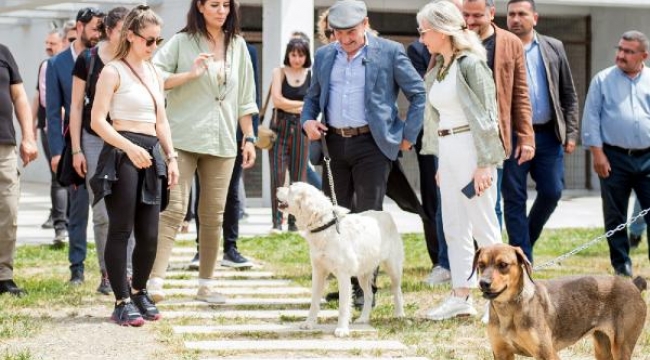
[108,61,159,124]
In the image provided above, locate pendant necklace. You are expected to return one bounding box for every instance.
[436,53,457,82]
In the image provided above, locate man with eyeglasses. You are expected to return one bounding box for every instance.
[46,7,103,286]
[582,30,650,277]
[504,0,578,263]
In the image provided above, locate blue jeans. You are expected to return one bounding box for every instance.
[68,184,89,272]
[307,163,322,189]
[600,146,650,271]
[503,130,564,263]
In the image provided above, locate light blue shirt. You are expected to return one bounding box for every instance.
[582,65,650,149]
[524,35,553,125]
[326,42,368,128]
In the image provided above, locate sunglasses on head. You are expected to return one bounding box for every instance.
[77,7,105,24]
[134,32,164,47]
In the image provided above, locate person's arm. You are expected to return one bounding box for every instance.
[12,83,38,166]
[91,65,153,170]
[237,40,258,169]
[555,40,579,154]
[271,67,303,113]
[152,71,179,188]
[510,38,535,164]
[46,59,65,172]
[393,43,426,150]
[69,75,87,177]
[153,34,211,90]
[581,76,609,178]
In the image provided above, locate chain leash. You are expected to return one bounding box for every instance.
[533,207,650,271]
[323,156,338,207]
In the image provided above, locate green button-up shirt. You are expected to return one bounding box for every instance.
[153,33,258,157]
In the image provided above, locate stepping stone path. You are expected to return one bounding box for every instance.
[163,247,426,359]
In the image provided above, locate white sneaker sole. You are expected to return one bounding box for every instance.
[221,259,253,268]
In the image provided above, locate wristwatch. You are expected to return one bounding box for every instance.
[244,135,257,144]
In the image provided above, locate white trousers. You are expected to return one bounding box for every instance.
[438,132,501,289]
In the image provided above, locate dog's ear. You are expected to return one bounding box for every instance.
[469,247,483,279]
[513,246,534,283]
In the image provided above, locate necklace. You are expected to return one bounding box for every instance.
[214,49,232,106]
[436,53,457,82]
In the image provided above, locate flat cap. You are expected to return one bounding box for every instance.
[328,0,367,29]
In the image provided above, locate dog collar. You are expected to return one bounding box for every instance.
[309,212,340,234]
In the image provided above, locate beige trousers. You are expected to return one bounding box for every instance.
[150,149,235,280]
[0,145,20,280]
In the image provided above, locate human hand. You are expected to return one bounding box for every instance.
[303,120,328,140]
[73,152,87,177]
[190,53,213,79]
[399,139,412,151]
[472,167,494,197]
[564,140,576,154]
[241,142,256,169]
[515,144,535,165]
[591,148,611,178]
[125,144,152,169]
[167,159,179,188]
[20,139,38,167]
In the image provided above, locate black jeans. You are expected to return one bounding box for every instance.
[103,135,161,301]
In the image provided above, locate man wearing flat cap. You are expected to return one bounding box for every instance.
[301,0,425,307]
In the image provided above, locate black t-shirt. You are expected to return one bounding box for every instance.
[0,44,23,145]
[72,47,106,136]
[482,33,496,75]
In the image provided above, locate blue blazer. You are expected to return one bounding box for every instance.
[46,47,75,157]
[301,33,425,161]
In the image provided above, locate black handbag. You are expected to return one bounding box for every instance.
[56,135,85,187]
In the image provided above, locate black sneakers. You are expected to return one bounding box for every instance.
[97,271,112,295]
[0,279,26,297]
[69,269,84,286]
[111,301,145,327]
[221,248,253,268]
[131,290,162,321]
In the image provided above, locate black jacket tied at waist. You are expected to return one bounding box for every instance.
[90,132,169,211]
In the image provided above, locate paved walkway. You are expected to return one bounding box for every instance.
[17,181,605,247]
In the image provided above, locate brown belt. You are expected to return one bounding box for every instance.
[330,125,371,138]
[438,124,470,137]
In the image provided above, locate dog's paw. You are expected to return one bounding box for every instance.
[299,321,315,330]
[334,327,350,337]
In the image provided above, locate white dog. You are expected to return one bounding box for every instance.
[276,182,405,337]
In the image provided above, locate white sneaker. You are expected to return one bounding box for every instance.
[481,302,490,324]
[426,295,477,321]
[196,285,227,304]
[147,277,165,303]
[423,265,452,286]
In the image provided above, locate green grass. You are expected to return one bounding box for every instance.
[1,229,649,359]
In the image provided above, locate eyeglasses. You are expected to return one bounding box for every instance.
[76,7,105,24]
[324,29,335,39]
[614,46,642,55]
[67,37,77,43]
[417,27,434,35]
[134,32,164,47]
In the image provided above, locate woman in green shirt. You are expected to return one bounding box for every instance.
[148,0,258,304]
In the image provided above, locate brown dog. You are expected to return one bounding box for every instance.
[472,243,647,360]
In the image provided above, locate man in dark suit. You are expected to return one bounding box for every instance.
[46,7,103,285]
[301,0,425,307]
[505,0,579,262]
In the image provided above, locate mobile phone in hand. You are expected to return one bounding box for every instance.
[461,179,476,199]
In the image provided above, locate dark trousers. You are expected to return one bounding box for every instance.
[40,128,68,230]
[414,130,440,266]
[222,148,244,251]
[600,146,650,272]
[503,130,564,262]
[104,146,160,301]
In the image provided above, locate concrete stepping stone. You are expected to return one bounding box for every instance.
[185,339,407,351]
[201,358,429,360]
[166,270,274,278]
[164,279,290,287]
[171,247,199,254]
[157,298,319,307]
[173,323,376,334]
[163,309,338,320]
[163,287,309,296]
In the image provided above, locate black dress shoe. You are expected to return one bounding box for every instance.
[352,286,376,310]
[629,234,642,249]
[0,279,26,297]
[69,269,85,286]
[615,263,633,277]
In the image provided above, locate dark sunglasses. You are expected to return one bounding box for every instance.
[77,7,105,24]
[324,29,335,39]
[134,32,164,47]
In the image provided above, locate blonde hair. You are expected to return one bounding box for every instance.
[115,5,163,60]
[416,0,486,61]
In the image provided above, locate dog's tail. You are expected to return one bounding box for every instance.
[632,276,647,293]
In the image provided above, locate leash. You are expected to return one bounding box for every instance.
[319,133,340,233]
[533,205,650,271]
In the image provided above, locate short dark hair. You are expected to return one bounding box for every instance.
[506,0,536,11]
[76,7,105,24]
[283,38,312,68]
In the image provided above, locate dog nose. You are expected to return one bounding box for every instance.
[479,279,492,291]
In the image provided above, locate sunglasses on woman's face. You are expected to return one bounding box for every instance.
[134,32,164,47]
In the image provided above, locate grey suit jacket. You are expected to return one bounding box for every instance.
[537,33,579,145]
[301,33,425,161]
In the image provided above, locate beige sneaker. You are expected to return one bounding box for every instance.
[147,277,165,303]
[196,285,226,304]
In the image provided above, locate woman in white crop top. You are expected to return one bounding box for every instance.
[90,5,179,327]
[417,1,505,322]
